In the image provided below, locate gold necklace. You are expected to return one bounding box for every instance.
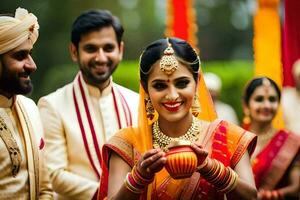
[152,116,200,151]
[257,128,276,145]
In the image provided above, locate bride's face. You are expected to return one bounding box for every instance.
[147,60,196,123]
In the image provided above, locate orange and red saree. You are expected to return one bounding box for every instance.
[100,119,256,200]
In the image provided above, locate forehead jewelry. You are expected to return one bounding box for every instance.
[262,78,271,87]
[159,42,179,75]
[262,78,271,94]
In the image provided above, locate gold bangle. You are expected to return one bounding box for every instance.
[196,158,208,171]
[124,173,144,194]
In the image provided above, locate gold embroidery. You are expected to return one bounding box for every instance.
[0,115,22,177]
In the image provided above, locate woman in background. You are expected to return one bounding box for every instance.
[242,77,300,200]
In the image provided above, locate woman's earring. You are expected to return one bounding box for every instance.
[191,93,200,117]
[145,96,155,120]
[242,111,251,129]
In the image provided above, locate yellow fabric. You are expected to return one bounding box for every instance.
[0,7,39,54]
[197,69,217,121]
[253,0,284,129]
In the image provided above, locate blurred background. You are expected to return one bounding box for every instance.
[2,0,263,121]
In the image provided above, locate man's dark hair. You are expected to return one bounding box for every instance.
[71,9,124,49]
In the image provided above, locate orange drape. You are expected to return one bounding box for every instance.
[253,0,284,129]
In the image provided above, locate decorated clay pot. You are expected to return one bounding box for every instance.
[165,140,197,179]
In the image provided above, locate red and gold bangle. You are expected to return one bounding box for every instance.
[219,168,238,193]
[199,158,239,194]
[196,158,208,171]
[131,165,154,186]
[124,173,145,194]
[127,172,145,190]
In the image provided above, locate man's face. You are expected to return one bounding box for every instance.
[0,40,37,98]
[70,26,124,90]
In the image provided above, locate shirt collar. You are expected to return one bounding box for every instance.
[86,77,113,98]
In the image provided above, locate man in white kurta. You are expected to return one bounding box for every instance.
[282,59,300,136]
[0,7,53,199]
[38,10,138,200]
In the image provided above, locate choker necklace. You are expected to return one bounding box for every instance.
[257,128,276,144]
[152,116,200,151]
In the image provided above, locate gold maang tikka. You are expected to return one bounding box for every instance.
[159,40,179,75]
[262,77,271,87]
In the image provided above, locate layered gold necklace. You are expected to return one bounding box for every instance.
[152,116,200,151]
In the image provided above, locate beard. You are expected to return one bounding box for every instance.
[80,59,117,86]
[0,62,33,96]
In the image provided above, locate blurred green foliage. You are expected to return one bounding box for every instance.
[2,0,254,107]
[37,60,253,122]
[2,0,255,124]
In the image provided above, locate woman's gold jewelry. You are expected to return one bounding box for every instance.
[257,128,276,145]
[145,96,155,120]
[262,78,271,87]
[191,93,201,117]
[152,116,200,151]
[242,115,251,126]
[160,40,179,75]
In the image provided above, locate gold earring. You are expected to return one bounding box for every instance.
[242,112,251,129]
[191,93,201,117]
[145,96,155,120]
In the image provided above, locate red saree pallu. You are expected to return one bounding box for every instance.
[252,130,300,189]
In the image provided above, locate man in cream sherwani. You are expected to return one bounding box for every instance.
[38,9,139,199]
[0,7,53,199]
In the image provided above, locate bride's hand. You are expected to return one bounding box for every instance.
[136,148,167,179]
[190,143,208,167]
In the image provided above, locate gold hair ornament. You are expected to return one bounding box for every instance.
[159,42,179,75]
[262,78,271,87]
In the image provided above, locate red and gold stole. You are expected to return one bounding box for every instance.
[72,72,133,180]
[252,130,300,189]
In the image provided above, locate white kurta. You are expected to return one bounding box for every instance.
[38,75,139,200]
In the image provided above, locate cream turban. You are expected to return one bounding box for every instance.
[0,7,39,54]
[204,72,222,92]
